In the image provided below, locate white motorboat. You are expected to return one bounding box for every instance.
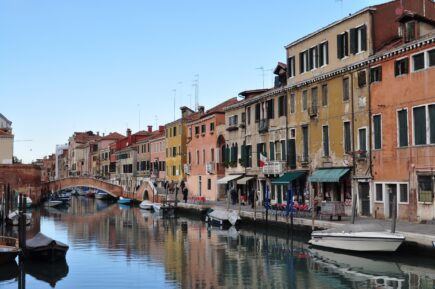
[309,223,405,252]
[16,196,33,208]
[139,200,153,210]
[152,203,163,212]
[205,209,240,226]
[95,191,109,200]
[7,210,31,226]
[44,200,63,207]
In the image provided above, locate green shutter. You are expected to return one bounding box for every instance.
[430,105,435,144]
[374,115,382,149]
[257,143,262,167]
[288,139,296,169]
[225,146,230,162]
[269,142,275,161]
[241,144,246,167]
[398,110,408,147]
[414,107,427,145]
[281,140,286,161]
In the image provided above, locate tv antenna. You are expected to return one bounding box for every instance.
[193,74,199,111]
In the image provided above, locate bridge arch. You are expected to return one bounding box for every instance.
[45,177,124,198]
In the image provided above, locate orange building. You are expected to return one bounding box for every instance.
[185,98,238,201]
[371,21,435,221]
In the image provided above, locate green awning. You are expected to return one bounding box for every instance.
[308,168,350,183]
[271,171,306,185]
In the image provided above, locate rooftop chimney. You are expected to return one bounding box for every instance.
[126,128,132,136]
[198,106,205,114]
[147,125,152,133]
[159,125,165,132]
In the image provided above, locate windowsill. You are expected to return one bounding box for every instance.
[417,201,434,205]
[374,200,384,204]
[398,202,409,205]
[394,73,408,78]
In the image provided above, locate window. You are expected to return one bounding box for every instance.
[373,115,382,149]
[318,42,329,66]
[321,84,328,106]
[358,70,366,87]
[311,87,318,112]
[247,107,251,125]
[418,176,433,202]
[228,115,238,126]
[375,184,383,202]
[359,128,367,152]
[323,125,329,157]
[397,109,408,147]
[256,143,265,167]
[399,184,408,203]
[203,149,205,164]
[413,104,435,145]
[278,95,286,117]
[302,90,308,111]
[172,147,176,157]
[344,121,351,153]
[241,112,246,124]
[255,103,260,122]
[342,77,349,101]
[267,99,274,119]
[337,31,349,59]
[188,127,192,138]
[299,50,309,73]
[429,49,435,67]
[413,106,426,145]
[309,46,318,70]
[290,93,295,113]
[173,126,177,137]
[188,152,191,164]
[246,145,252,167]
[370,66,382,83]
[201,124,206,134]
[350,25,367,54]
[269,142,275,161]
[211,148,215,162]
[210,122,215,132]
[195,126,199,135]
[412,52,425,71]
[196,150,199,165]
[287,56,295,78]
[405,21,416,42]
[395,58,409,76]
[207,178,211,190]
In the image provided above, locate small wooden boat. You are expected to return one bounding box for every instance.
[95,191,109,200]
[7,210,31,226]
[0,236,19,265]
[17,196,33,208]
[25,233,69,262]
[117,197,132,205]
[44,199,63,207]
[139,200,153,210]
[0,260,19,281]
[205,209,240,226]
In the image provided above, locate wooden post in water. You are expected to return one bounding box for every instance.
[391,194,397,233]
[310,184,315,231]
[351,193,357,224]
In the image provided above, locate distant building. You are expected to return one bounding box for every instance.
[0,113,13,164]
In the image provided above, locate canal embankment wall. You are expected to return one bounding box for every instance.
[0,164,43,204]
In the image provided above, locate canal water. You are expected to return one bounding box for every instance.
[1,196,435,289]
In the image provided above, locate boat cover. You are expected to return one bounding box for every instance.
[320,223,386,234]
[26,233,68,249]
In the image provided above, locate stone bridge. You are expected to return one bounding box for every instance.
[44,177,124,198]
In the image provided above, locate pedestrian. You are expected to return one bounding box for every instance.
[182,187,188,203]
[231,187,237,205]
[249,188,255,209]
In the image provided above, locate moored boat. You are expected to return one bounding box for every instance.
[309,223,405,252]
[117,197,132,205]
[139,200,153,210]
[44,199,63,207]
[7,210,31,226]
[25,233,69,262]
[0,236,19,265]
[205,209,240,226]
[95,191,109,200]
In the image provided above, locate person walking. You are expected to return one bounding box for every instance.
[182,187,188,203]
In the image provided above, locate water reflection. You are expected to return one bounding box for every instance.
[1,196,434,289]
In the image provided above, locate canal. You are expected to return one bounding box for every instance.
[1,196,435,289]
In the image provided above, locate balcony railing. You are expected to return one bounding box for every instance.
[206,162,215,174]
[308,106,318,118]
[262,160,286,175]
[354,150,367,160]
[297,155,310,166]
[184,164,191,175]
[258,119,269,133]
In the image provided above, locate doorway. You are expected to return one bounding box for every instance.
[358,182,370,216]
[387,184,397,219]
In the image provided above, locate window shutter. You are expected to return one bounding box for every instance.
[299,52,304,73]
[240,144,246,166]
[344,32,349,56]
[374,115,382,149]
[430,105,435,144]
[315,46,319,68]
[413,107,426,145]
[350,28,357,54]
[404,58,409,74]
[378,66,382,81]
[288,139,296,169]
[398,110,408,147]
[235,144,238,162]
[325,42,329,64]
[269,142,275,161]
[225,145,230,162]
[286,57,291,79]
[361,25,367,51]
[318,44,323,66]
[337,34,343,59]
[281,140,286,161]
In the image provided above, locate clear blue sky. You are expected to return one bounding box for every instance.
[0,0,386,163]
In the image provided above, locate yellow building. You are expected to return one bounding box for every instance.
[165,106,197,184]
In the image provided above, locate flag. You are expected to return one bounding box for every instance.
[259,152,267,168]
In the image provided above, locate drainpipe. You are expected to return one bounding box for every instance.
[350,71,357,224]
[368,61,373,218]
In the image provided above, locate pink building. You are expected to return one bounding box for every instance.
[185,98,238,201]
[149,126,166,184]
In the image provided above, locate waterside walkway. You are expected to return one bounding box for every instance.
[175,199,435,249]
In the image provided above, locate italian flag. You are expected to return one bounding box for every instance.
[259,152,267,168]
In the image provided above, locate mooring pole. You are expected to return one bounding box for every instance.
[391,194,397,233]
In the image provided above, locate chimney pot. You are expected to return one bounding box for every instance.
[198,106,205,113]
[127,128,132,136]
[147,125,152,133]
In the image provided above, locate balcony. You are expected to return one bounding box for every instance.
[206,162,215,174]
[297,155,310,166]
[258,119,269,133]
[354,150,367,161]
[308,106,318,118]
[184,164,191,175]
[262,160,286,175]
[226,124,239,131]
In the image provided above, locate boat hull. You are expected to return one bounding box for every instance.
[309,234,405,252]
[117,198,131,205]
[139,201,153,210]
[0,248,19,265]
[25,244,68,263]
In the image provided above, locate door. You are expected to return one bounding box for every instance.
[387,184,397,219]
[358,182,370,216]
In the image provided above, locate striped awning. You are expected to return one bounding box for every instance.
[217,175,243,185]
[237,177,254,185]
